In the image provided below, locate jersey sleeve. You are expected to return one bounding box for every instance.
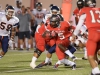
[13,16,19,27]
[73,14,86,35]
[79,7,86,16]
[0,12,5,22]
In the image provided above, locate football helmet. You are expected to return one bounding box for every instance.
[50,6,60,15]
[84,0,95,7]
[93,0,96,7]
[50,15,60,28]
[36,2,42,11]
[5,5,15,18]
[77,0,84,9]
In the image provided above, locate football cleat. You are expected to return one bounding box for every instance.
[72,56,77,62]
[82,57,88,60]
[53,64,59,69]
[90,72,100,75]
[72,64,76,70]
[30,62,36,69]
[35,61,48,68]
[48,61,52,66]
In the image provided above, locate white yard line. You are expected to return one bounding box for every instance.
[4,69,31,73]
[5,52,33,56]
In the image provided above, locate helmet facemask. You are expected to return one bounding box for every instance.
[36,2,42,11]
[6,9,15,18]
[50,16,60,28]
[77,0,84,9]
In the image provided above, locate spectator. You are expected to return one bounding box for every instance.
[17,5,34,50]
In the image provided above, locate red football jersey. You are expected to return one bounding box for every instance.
[79,7,100,29]
[47,21,71,40]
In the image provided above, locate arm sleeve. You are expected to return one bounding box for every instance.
[13,17,19,27]
[73,14,86,35]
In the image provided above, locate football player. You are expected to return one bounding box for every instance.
[46,15,76,69]
[69,0,88,60]
[0,5,19,58]
[31,2,48,48]
[72,0,100,74]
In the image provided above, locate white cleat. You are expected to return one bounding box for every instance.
[30,62,36,69]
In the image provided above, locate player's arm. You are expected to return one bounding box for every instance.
[10,17,19,40]
[27,7,35,21]
[73,14,86,36]
[10,27,16,41]
[10,22,19,40]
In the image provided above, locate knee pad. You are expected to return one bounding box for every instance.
[34,48,42,56]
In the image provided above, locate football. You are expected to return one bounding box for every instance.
[50,31,58,38]
[42,31,51,38]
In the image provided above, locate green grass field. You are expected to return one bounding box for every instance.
[0,49,98,75]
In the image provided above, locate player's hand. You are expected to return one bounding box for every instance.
[27,7,31,14]
[42,31,51,38]
[71,34,77,42]
[50,31,58,38]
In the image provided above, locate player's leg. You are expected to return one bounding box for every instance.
[57,39,77,61]
[82,47,87,60]
[87,30,100,74]
[14,35,18,49]
[74,36,88,60]
[0,36,9,58]
[18,32,24,50]
[53,45,76,69]
[35,44,56,68]
[30,33,45,69]
[25,31,31,50]
[55,45,76,70]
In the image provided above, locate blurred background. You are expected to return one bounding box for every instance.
[0,0,99,17]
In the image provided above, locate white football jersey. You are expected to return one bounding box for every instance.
[43,13,52,24]
[32,9,48,25]
[0,13,19,36]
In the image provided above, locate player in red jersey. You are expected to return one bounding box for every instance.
[46,15,76,69]
[72,0,100,74]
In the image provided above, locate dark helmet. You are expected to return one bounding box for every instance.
[77,0,84,9]
[50,6,60,14]
[5,5,15,17]
[36,2,42,11]
[84,0,95,7]
[93,0,96,7]
[50,15,60,28]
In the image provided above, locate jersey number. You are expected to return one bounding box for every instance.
[35,13,44,19]
[90,10,100,23]
[58,32,65,40]
[0,22,12,31]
